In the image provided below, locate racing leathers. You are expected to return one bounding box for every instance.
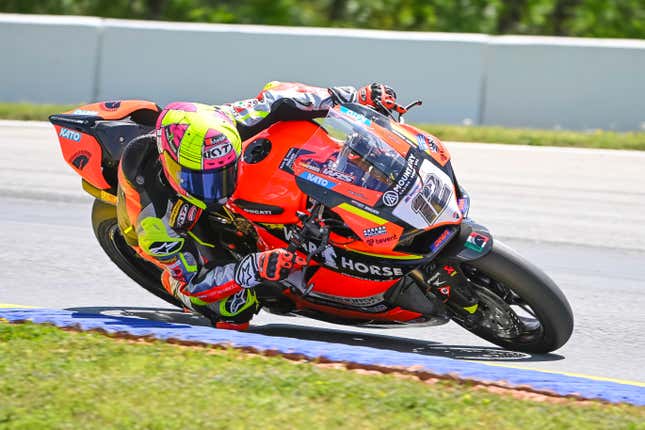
[116,82,365,329]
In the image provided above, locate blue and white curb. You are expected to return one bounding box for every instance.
[1,306,643,406]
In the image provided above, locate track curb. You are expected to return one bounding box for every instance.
[1,307,643,406]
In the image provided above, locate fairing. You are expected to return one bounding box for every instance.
[291,106,462,242]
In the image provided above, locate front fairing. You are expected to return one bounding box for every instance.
[291,105,463,252]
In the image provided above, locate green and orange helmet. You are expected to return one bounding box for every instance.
[156,102,242,209]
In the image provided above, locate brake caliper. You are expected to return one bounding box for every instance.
[425,263,480,323]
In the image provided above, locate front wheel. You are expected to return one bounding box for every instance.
[91,199,181,308]
[453,240,573,353]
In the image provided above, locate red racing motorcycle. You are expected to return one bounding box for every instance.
[50,100,573,353]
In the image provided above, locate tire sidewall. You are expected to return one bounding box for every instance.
[464,240,574,353]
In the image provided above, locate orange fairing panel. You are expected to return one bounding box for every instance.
[230,121,317,224]
[54,125,111,189]
[395,123,451,167]
[64,100,159,120]
[283,289,422,322]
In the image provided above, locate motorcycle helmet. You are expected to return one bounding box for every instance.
[156,102,242,210]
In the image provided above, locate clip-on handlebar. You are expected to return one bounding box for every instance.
[375,98,423,123]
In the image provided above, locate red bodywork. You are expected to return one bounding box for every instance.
[229,114,459,323]
[53,100,160,190]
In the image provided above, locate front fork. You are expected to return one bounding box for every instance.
[415,218,495,323]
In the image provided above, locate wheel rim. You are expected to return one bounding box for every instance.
[460,264,544,344]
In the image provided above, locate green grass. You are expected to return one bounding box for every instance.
[418,123,645,151]
[1,322,643,430]
[1,101,644,150]
[0,102,77,121]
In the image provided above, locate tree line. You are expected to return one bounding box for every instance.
[3,0,643,39]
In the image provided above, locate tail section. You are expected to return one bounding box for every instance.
[49,100,161,193]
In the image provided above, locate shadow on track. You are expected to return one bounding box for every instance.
[65,306,564,363]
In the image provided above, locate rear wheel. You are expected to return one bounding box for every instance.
[452,240,573,353]
[91,199,181,308]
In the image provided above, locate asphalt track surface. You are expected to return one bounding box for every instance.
[1,121,644,387]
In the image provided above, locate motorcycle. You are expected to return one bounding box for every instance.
[49,98,573,353]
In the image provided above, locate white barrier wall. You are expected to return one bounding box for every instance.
[97,20,487,124]
[483,36,645,131]
[0,14,101,104]
[1,14,644,131]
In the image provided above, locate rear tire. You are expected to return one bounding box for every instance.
[91,199,181,308]
[456,240,574,353]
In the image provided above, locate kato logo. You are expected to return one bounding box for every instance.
[59,128,81,142]
[299,172,336,189]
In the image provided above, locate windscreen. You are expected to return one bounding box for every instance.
[292,106,407,201]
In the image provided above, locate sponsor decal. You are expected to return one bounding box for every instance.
[299,171,337,189]
[164,126,179,153]
[226,290,248,314]
[102,101,121,111]
[350,199,380,215]
[458,197,470,216]
[430,229,451,252]
[170,200,200,229]
[443,265,457,276]
[340,256,403,278]
[187,206,199,223]
[464,232,490,253]
[235,200,284,216]
[70,150,90,170]
[283,228,338,269]
[428,272,447,287]
[72,109,99,115]
[167,259,188,284]
[208,133,229,146]
[322,167,354,183]
[59,127,81,142]
[243,208,275,215]
[382,190,399,207]
[203,142,233,160]
[299,160,321,172]
[393,153,418,195]
[339,105,371,126]
[309,291,384,307]
[382,152,419,207]
[363,226,387,238]
[345,189,367,199]
[234,254,259,287]
[437,285,451,298]
[279,147,299,173]
[416,134,428,151]
[411,173,452,224]
[365,235,397,247]
[416,133,438,153]
[149,240,182,255]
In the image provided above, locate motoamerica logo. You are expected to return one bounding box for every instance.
[393,153,418,195]
[382,153,418,207]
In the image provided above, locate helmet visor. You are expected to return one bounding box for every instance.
[163,152,237,203]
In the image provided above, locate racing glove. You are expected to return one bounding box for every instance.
[357,83,398,114]
[234,249,304,288]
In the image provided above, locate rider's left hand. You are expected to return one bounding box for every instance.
[357,83,398,114]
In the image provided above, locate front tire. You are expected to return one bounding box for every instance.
[91,199,181,308]
[455,240,574,353]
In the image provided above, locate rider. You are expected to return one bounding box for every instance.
[116,82,400,329]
